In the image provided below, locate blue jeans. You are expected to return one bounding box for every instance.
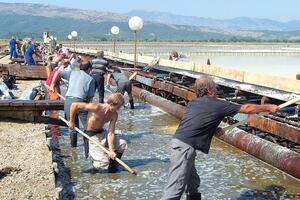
[10,47,16,59]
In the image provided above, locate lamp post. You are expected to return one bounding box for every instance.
[71,30,78,52]
[128,16,143,68]
[111,26,120,53]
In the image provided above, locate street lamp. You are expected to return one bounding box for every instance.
[128,16,143,68]
[111,26,120,53]
[68,34,72,40]
[71,30,78,51]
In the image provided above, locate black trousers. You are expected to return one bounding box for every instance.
[91,72,105,103]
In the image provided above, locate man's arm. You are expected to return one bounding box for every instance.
[239,104,279,114]
[69,102,98,129]
[49,70,62,92]
[107,112,118,160]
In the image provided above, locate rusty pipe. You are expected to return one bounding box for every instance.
[132,86,300,179]
[132,86,186,119]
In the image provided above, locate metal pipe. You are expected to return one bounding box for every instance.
[132,86,300,179]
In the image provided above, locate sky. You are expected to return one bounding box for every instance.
[1,0,300,22]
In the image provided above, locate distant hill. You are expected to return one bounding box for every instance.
[0,2,300,41]
[126,10,300,31]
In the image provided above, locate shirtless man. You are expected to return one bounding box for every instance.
[69,93,127,173]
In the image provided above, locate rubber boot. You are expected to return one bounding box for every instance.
[83,136,89,159]
[108,152,123,173]
[70,131,77,147]
[82,164,99,174]
[186,192,201,200]
[129,99,134,109]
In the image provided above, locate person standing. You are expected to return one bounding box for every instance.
[69,93,127,173]
[25,42,41,65]
[91,51,109,103]
[106,65,134,109]
[51,61,96,147]
[46,60,69,100]
[162,76,279,200]
[9,36,17,59]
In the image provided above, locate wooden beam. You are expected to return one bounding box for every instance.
[0,64,50,79]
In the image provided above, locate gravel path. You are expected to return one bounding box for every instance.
[0,80,56,199]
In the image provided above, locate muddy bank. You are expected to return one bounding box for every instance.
[0,121,56,199]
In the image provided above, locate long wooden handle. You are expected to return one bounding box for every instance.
[223,96,300,132]
[58,116,137,175]
[129,71,138,81]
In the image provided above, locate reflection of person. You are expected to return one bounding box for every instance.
[162,76,279,200]
[106,65,134,109]
[69,93,127,173]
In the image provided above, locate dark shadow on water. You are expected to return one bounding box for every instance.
[231,185,300,200]
[122,157,170,168]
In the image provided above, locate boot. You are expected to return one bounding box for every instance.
[129,99,134,109]
[187,192,201,200]
[82,164,99,174]
[108,152,123,173]
[83,137,89,159]
[70,131,77,147]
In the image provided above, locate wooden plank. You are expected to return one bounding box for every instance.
[0,100,13,106]
[0,63,48,79]
[159,59,194,71]
[248,116,300,144]
[244,71,300,93]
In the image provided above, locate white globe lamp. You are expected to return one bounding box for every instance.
[129,16,143,32]
[111,26,120,35]
[128,16,143,67]
[111,26,120,53]
[68,34,72,40]
[71,30,78,38]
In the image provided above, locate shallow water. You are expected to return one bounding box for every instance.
[52,99,300,200]
[188,55,300,79]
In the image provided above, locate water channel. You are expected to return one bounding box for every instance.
[52,96,300,199]
[53,43,300,198]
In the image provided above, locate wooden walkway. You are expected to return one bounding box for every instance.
[0,99,64,123]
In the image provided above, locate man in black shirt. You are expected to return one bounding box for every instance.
[162,76,279,200]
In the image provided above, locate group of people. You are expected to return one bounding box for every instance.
[9,36,43,65]
[45,47,281,200]
[46,49,134,173]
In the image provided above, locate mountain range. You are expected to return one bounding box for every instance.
[0,2,300,41]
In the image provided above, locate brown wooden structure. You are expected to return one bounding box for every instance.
[0,64,50,79]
